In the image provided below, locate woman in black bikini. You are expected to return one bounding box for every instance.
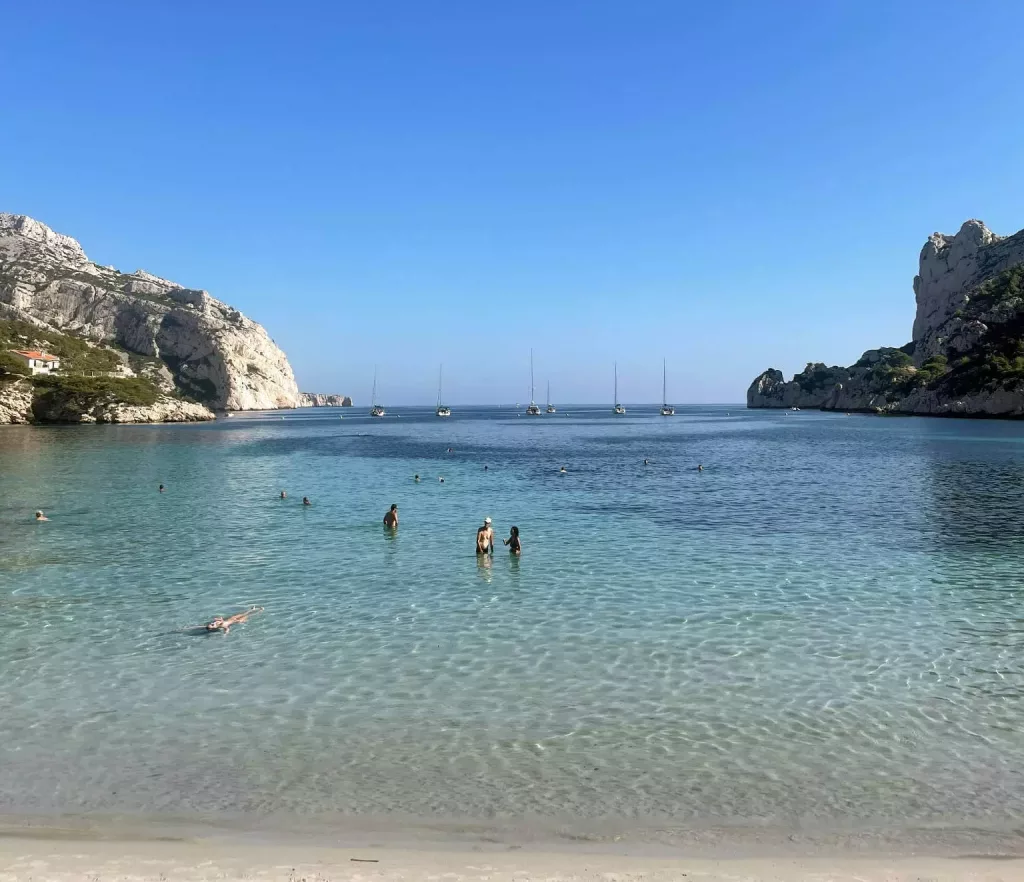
[503,525,521,556]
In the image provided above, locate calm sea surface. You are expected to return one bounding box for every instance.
[2,406,1024,847]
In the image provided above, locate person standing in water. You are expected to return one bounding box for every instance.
[383,504,399,528]
[503,525,521,556]
[476,517,494,554]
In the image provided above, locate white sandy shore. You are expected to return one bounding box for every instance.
[0,839,1022,882]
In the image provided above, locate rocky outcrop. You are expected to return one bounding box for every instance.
[913,220,1024,342]
[0,213,299,410]
[0,377,214,424]
[31,394,214,424]
[298,392,353,407]
[748,220,1024,418]
[0,379,33,424]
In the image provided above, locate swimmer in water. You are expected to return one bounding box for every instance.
[484,465,488,471]
[559,466,567,474]
[383,503,399,528]
[34,510,48,522]
[280,490,287,499]
[302,496,312,505]
[414,474,421,483]
[439,476,445,483]
[476,516,494,555]
[205,606,264,634]
[643,459,649,466]
[159,484,165,493]
[696,464,704,472]
[503,525,521,556]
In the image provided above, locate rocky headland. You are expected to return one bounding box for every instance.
[298,393,353,407]
[0,213,300,423]
[748,220,1024,417]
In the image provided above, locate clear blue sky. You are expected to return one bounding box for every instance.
[3,1,1023,404]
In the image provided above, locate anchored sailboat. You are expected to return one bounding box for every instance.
[546,380,556,414]
[613,362,626,414]
[526,350,541,415]
[370,367,385,417]
[660,359,675,416]
[436,365,451,417]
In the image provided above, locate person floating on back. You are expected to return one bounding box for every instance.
[476,517,494,555]
[34,510,48,522]
[504,525,521,556]
[383,504,399,528]
[205,606,264,635]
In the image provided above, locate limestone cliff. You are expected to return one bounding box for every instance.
[298,393,353,407]
[747,220,1024,418]
[0,214,299,410]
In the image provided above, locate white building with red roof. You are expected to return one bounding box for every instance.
[9,349,61,375]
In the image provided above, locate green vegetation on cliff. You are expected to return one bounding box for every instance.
[32,375,160,408]
[1,318,162,414]
[0,318,122,374]
[942,266,1024,393]
[794,363,850,393]
[0,349,31,378]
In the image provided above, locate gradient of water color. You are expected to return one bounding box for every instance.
[1,406,1023,844]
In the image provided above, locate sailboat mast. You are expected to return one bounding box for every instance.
[372,367,377,406]
[530,349,535,403]
[663,358,667,405]
[438,364,442,408]
[614,362,618,405]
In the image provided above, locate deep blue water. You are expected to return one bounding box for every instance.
[1,405,1023,842]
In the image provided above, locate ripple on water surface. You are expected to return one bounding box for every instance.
[1,407,1024,839]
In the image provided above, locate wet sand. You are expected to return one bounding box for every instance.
[0,839,1022,882]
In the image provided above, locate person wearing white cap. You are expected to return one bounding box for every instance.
[476,516,494,555]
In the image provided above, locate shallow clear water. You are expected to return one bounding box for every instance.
[2,406,1024,841]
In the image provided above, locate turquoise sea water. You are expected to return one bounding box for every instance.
[2,406,1024,847]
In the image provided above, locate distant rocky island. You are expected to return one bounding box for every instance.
[298,393,353,407]
[748,220,1024,417]
[0,213,322,424]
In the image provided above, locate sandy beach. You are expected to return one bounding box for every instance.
[0,838,1022,882]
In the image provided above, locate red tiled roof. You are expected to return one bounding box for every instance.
[11,350,59,361]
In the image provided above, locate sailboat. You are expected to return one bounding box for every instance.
[436,365,451,417]
[370,367,385,417]
[526,350,541,415]
[660,359,675,416]
[546,380,556,414]
[613,362,626,414]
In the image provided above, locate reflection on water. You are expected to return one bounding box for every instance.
[1,407,1024,841]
